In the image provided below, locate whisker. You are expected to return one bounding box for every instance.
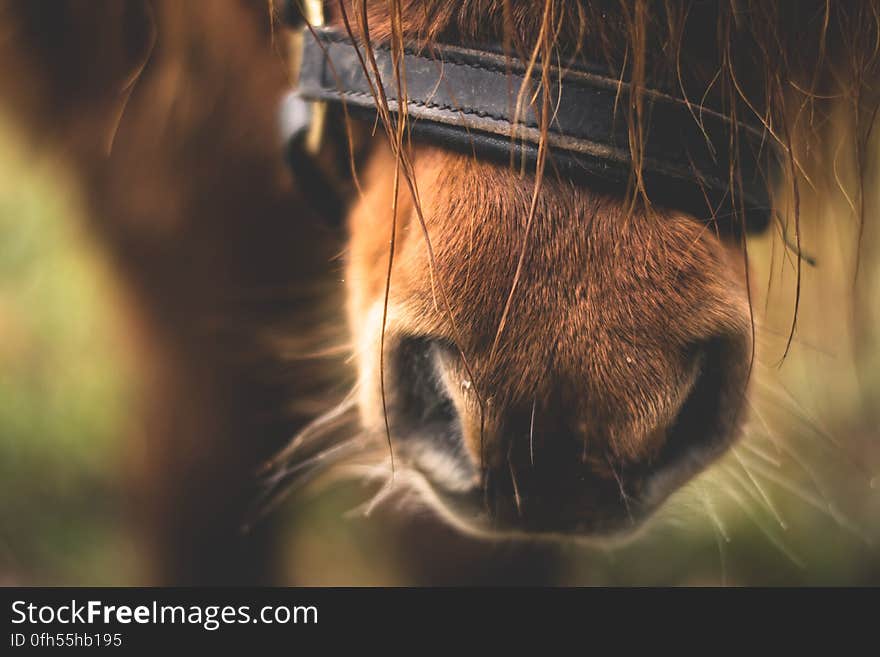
[740,437,835,511]
[243,435,369,533]
[745,398,784,456]
[751,375,841,449]
[754,376,875,483]
[363,477,399,517]
[698,487,729,586]
[740,438,783,468]
[731,448,788,529]
[263,390,359,471]
[340,464,399,518]
[698,484,730,543]
[529,398,537,467]
[717,483,807,569]
[508,445,524,518]
[271,435,367,493]
[747,419,851,518]
[712,525,728,587]
[753,323,837,358]
[294,343,354,360]
[739,454,873,545]
[769,377,839,445]
[606,455,634,525]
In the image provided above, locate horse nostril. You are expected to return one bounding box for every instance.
[483,335,750,534]
[392,337,458,432]
[635,335,750,500]
[388,337,478,490]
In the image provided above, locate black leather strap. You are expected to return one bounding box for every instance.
[297,27,778,231]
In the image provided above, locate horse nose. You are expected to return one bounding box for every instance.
[404,330,750,533]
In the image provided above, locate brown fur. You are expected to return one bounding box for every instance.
[349,146,750,464]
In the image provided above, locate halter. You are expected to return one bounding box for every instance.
[285,21,779,232]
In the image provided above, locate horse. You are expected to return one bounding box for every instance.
[266,0,880,541]
[1,0,877,584]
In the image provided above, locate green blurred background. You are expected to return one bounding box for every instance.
[0,99,877,586]
[0,116,141,585]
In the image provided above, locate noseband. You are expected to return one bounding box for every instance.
[286,23,779,233]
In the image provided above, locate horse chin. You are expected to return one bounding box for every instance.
[399,475,660,546]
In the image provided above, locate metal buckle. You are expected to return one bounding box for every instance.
[286,0,326,155]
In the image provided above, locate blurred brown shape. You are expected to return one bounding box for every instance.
[0,0,333,584]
